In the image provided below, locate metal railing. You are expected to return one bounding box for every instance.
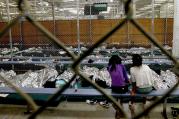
[0,0,178,119]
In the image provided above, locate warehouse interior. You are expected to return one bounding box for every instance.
[0,0,179,119]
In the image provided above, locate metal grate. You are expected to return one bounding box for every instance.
[0,0,178,119]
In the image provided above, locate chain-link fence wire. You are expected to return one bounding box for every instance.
[5,18,173,49]
[165,18,173,46]
[2,19,161,49]
[0,0,178,119]
[72,18,173,48]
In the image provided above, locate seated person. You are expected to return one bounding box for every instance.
[107,55,129,118]
[130,54,154,117]
[130,54,153,94]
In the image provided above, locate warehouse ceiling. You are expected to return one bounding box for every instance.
[0,0,174,21]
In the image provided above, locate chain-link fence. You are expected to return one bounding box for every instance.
[0,0,175,49]
[0,19,174,49]
[0,0,178,119]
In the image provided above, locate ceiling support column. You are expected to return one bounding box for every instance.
[6,0,13,60]
[77,0,81,54]
[173,0,179,58]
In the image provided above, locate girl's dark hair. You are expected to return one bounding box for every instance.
[132,54,142,67]
[108,55,122,71]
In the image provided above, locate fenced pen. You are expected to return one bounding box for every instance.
[0,0,179,119]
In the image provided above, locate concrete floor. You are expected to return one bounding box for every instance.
[0,101,177,119]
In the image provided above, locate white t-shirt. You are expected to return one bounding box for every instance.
[130,64,154,88]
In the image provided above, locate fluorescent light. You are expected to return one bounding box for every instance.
[67,0,75,1]
[155,0,166,4]
[139,7,151,10]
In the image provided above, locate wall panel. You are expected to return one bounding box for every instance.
[0,18,174,48]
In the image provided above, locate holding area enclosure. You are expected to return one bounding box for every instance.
[0,0,179,119]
